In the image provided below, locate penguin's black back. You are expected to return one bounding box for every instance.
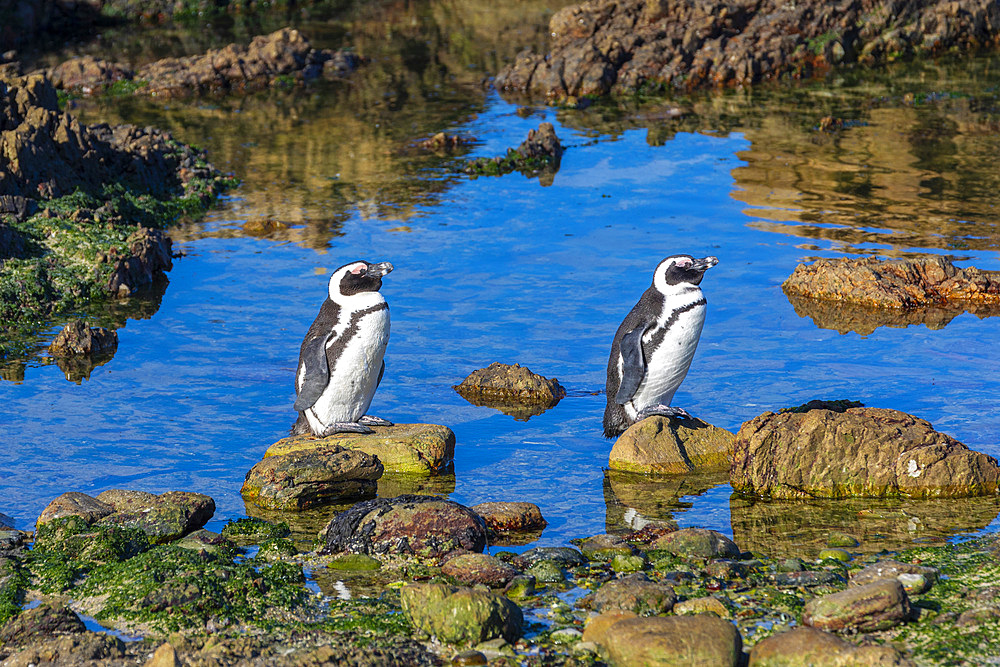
[603,287,664,438]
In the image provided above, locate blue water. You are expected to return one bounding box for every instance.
[4,85,1000,550]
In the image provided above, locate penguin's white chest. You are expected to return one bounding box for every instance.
[307,302,389,429]
[628,300,706,415]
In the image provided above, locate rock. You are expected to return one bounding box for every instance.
[454,362,565,419]
[46,29,364,97]
[817,548,852,562]
[652,528,741,559]
[451,649,488,666]
[503,575,536,600]
[241,218,289,236]
[470,501,547,536]
[802,580,912,632]
[850,560,939,595]
[609,415,734,473]
[241,445,382,510]
[265,423,454,475]
[463,125,564,181]
[0,632,126,664]
[582,610,638,644]
[519,546,587,568]
[321,495,487,558]
[146,642,180,667]
[494,0,1000,99]
[674,596,732,618]
[88,490,215,545]
[47,320,117,357]
[400,583,523,644]
[957,606,1000,626]
[773,571,845,588]
[586,614,742,666]
[748,626,914,666]
[0,603,85,644]
[576,533,636,561]
[418,133,473,152]
[731,407,1000,499]
[591,574,677,614]
[783,256,1000,309]
[37,492,113,526]
[524,559,565,584]
[327,554,382,571]
[442,553,521,588]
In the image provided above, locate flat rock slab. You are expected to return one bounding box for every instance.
[470,501,547,534]
[802,580,912,632]
[732,407,1000,499]
[242,445,382,511]
[749,626,913,666]
[454,362,565,420]
[609,416,734,474]
[441,553,521,588]
[592,575,676,614]
[321,495,487,558]
[400,582,523,645]
[652,528,741,560]
[783,256,1000,309]
[265,423,455,475]
[585,613,742,666]
[37,490,214,544]
[518,546,587,568]
[850,560,940,595]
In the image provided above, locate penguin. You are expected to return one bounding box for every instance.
[291,260,394,436]
[603,254,719,438]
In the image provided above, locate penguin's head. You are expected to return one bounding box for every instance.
[653,254,718,292]
[329,260,394,299]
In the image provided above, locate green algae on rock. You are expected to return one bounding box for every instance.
[400,582,523,645]
[462,123,564,181]
[0,74,237,360]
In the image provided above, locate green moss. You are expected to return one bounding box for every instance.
[806,30,840,56]
[320,597,412,638]
[221,516,290,541]
[463,148,558,178]
[0,558,29,626]
[103,79,150,97]
[256,537,299,561]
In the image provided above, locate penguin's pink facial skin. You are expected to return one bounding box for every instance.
[348,262,368,275]
[654,254,718,291]
[330,260,395,298]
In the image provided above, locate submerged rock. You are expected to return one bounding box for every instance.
[442,553,521,588]
[783,256,1000,310]
[241,445,382,511]
[264,423,455,475]
[462,125,564,181]
[802,580,913,632]
[591,574,676,614]
[850,560,940,595]
[652,528,742,560]
[47,28,364,97]
[608,415,734,474]
[400,582,523,645]
[48,320,117,357]
[321,495,487,558]
[469,501,547,540]
[495,0,1000,99]
[454,362,566,419]
[749,626,914,666]
[731,407,1000,499]
[585,613,742,666]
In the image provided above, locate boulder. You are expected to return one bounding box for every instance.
[802,580,912,632]
[518,546,586,568]
[265,423,454,475]
[732,407,1000,499]
[609,416,734,474]
[454,362,565,419]
[782,256,1000,309]
[748,626,914,666]
[95,490,216,544]
[850,560,939,595]
[321,495,487,558]
[37,492,113,527]
[442,553,521,588]
[576,533,636,561]
[400,583,523,644]
[0,602,85,644]
[652,528,741,559]
[469,501,546,535]
[674,596,732,618]
[48,320,117,357]
[591,575,676,614]
[241,445,382,510]
[585,613,742,666]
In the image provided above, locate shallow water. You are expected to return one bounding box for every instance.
[4,11,1000,558]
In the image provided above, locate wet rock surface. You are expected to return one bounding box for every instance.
[47,319,117,356]
[609,415,734,474]
[652,527,742,559]
[469,501,547,538]
[321,495,487,558]
[851,560,940,595]
[587,613,743,666]
[494,0,1000,100]
[264,423,455,475]
[47,28,364,97]
[441,553,521,588]
[803,579,913,632]
[783,256,1000,309]
[241,445,383,510]
[461,124,564,182]
[401,582,523,645]
[749,626,914,666]
[591,574,677,614]
[454,362,566,419]
[731,406,1000,499]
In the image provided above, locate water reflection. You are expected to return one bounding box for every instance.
[602,469,730,534]
[730,495,1000,559]
[784,291,1000,335]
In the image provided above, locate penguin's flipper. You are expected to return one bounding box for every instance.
[615,327,647,404]
[293,333,332,412]
[375,360,385,390]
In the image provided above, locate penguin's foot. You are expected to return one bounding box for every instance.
[359,415,393,427]
[320,422,375,436]
[638,405,692,421]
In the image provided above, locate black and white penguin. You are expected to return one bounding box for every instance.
[291,260,394,436]
[603,254,719,438]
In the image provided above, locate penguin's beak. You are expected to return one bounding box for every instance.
[365,262,394,278]
[692,256,719,272]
